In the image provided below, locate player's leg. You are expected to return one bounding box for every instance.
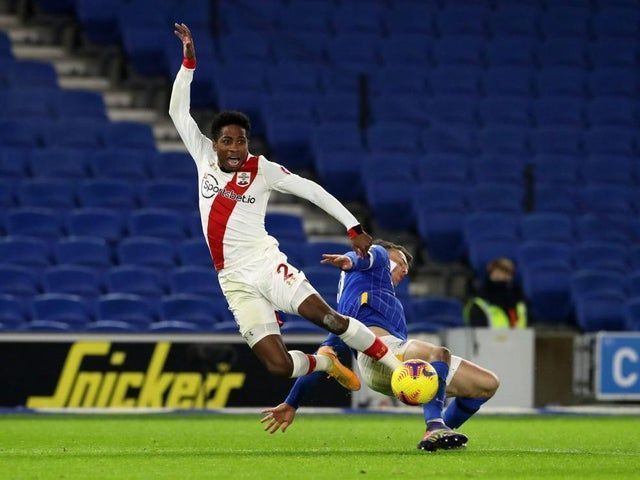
[443,356,499,429]
[403,340,468,451]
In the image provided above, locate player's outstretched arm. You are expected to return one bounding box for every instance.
[260,403,297,434]
[174,22,195,60]
[320,254,354,271]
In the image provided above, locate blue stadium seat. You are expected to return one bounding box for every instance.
[518,241,573,270]
[579,185,632,214]
[533,184,579,214]
[88,149,152,180]
[97,293,157,326]
[428,95,478,127]
[264,118,314,170]
[314,93,360,124]
[170,0,212,30]
[482,66,532,97]
[535,68,586,97]
[435,6,487,36]
[140,179,196,210]
[362,153,415,183]
[301,266,340,300]
[485,37,535,68]
[160,294,221,328]
[0,120,41,148]
[575,292,627,332]
[28,148,89,179]
[0,179,13,209]
[478,97,531,127]
[169,266,223,297]
[266,64,321,94]
[429,66,480,96]
[0,87,54,119]
[117,237,176,269]
[536,38,587,68]
[42,119,105,149]
[533,155,578,185]
[219,1,280,33]
[326,33,380,71]
[311,123,364,159]
[367,123,422,154]
[588,68,638,98]
[0,148,29,179]
[417,153,469,183]
[265,213,306,243]
[531,127,581,155]
[331,3,383,34]
[365,179,415,231]
[379,34,431,67]
[85,320,142,332]
[314,151,367,202]
[129,209,187,240]
[583,127,636,156]
[5,60,57,87]
[16,179,76,208]
[32,293,93,327]
[276,3,330,33]
[574,241,629,273]
[370,95,429,125]
[67,208,125,242]
[149,152,196,180]
[581,156,634,185]
[120,26,168,76]
[261,92,316,124]
[0,294,27,328]
[587,97,637,127]
[0,236,50,267]
[533,97,584,128]
[104,266,165,297]
[416,211,466,262]
[592,7,640,39]
[571,270,627,302]
[464,212,520,244]
[576,214,635,244]
[469,183,523,212]
[487,6,538,39]
[468,238,519,277]
[51,89,106,120]
[149,320,202,333]
[7,208,62,239]
[178,238,213,267]
[422,125,477,155]
[470,156,524,184]
[384,2,435,36]
[432,36,484,67]
[271,32,328,63]
[0,265,39,297]
[588,39,638,69]
[413,183,468,212]
[477,126,528,155]
[103,121,156,150]
[520,213,573,243]
[42,265,101,297]
[24,320,71,332]
[78,179,137,210]
[303,240,351,268]
[280,319,326,334]
[75,0,120,44]
[411,297,463,324]
[540,6,590,39]
[275,239,306,269]
[54,236,111,269]
[320,69,361,93]
[521,265,572,323]
[625,297,640,330]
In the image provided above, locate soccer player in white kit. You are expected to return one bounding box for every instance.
[170,23,402,387]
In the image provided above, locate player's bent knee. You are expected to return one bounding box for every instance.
[486,371,500,397]
[432,346,451,363]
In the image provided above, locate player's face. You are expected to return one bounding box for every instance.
[389,249,409,286]
[213,125,249,172]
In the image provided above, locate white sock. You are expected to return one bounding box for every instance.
[288,350,331,378]
[338,317,401,370]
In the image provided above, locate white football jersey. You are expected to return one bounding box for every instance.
[169,65,359,272]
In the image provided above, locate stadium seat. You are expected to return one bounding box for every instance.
[586,97,636,128]
[32,293,93,327]
[470,156,524,184]
[104,266,166,297]
[624,296,640,330]
[518,241,573,270]
[531,127,582,156]
[533,97,584,128]
[384,2,435,36]
[365,179,415,231]
[5,60,57,87]
[313,151,367,202]
[477,126,528,155]
[532,155,579,185]
[535,68,586,97]
[7,208,62,239]
[331,3,383,34]
[75,0,121,44]
[379,34,431,67]
[422,124,477,155]
[588,39,638,69]
[78,179,138,209]
[478,97,531,127]
[42,119,105,149]
[487,6,538,40]
[54,236,111,269]
[469,183,523,213]
[435,6,488,37]
[265,213,306,243]
[85,320,142,332]
[0,120,41,148]
[576,214,635,244]
[178,238,213,267]
[149,320,202,333]
[520,213,573,243]
[533,184,579,214]
[160,294,221,328]
[42,265,102,297]
[367,123,422,154]
[482,67,533,96]
[0,294,27,328]
[28,148,89,179]
[411,297,463,325]
[464,212,520,244]
[540,6,590,38]
[280,319,326,334]
[575,292,627,332]
[67,208,125,242]
[583,127,636,156]
[266,64,321,94]
[271,32,328,63]
[0,236,50,267]
[117,237,176,269]
[0,87,53,119]
[418,153,469,183]
[579,185,632,214]
[370,96,429,125]
[326,33,380,71]
[535,39,587,68]
[521,265,573,323]
[51,89,106,120]
[467,238,519,277]
[129,209,188,240]
[416,210,466,262]
[264,118,314,170]
[0,265,39,297]
[588,68,638,98]
[571,270,627,302]
[89,149,152,180]
[592,7,640,39]
[0,147,29,179]
[16,179,77,208]
[573,242,629,273]
[140,180,196,210]
[429,66,480,96]
[97,293,157,326]
[149,152,196,180]
[432,36,484,67]
[169,266,223,297]
[303,240,351,268]
[24,320,71,332]
[103,122,156,150]
[428,95,478,127]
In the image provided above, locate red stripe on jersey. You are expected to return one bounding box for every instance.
[207,156,259,270]
[363,337,389,360]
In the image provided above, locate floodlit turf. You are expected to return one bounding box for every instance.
[1,414,639,479]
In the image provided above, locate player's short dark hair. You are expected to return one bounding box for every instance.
[374,239,414,267]
[210,110,251,140]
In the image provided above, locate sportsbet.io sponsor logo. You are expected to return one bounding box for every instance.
[201,174,255,203]
[26,342,246,408]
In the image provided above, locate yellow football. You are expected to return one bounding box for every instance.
[391,359,439,406]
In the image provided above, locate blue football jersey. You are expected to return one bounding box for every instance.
[337,245,408,340]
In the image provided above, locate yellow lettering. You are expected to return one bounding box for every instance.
[166,373,201,408]
[207,373,245,408]
[27,342,111,408]
[68,372,102,407]
[96,372,118,407]
[111,373,144,407]
[137,343,173,407]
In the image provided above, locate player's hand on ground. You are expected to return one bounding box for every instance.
[260,403,297,434]
[351,232,372,257]
[321,254,353,271]
[174,22,195,59]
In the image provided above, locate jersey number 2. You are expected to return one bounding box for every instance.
[277,263,294,281]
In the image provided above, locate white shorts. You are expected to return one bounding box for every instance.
[357,335,462,397]
[218,244,318,347]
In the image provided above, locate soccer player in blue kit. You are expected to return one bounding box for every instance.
[261,240,500,451]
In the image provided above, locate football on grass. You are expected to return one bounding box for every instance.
[391,359,439,406]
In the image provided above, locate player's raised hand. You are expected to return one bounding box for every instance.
[260,403,297,434]
[174,22,195,60]
[320,254,354,271]
[351,231,372,258]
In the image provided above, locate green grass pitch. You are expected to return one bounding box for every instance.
[1,414,639,479]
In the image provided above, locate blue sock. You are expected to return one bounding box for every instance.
[443,397,487,429]
[423,361,449,430]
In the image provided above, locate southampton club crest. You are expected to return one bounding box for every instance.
[236,171,251,186]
